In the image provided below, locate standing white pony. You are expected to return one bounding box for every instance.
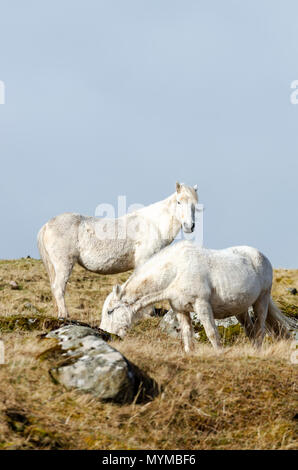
[100,241,295,352]
[38,183,198,318]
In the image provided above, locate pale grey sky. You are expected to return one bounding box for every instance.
[0,1,297,267]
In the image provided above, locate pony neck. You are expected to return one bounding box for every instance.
[126,288,167,314]
[143,192,181,243]
[121,255,170,313]
[134,291,167,313]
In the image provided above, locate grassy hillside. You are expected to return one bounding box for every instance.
[0,259,297,450]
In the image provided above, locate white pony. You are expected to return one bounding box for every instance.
[38,183,198,318]
[100,241,295,352]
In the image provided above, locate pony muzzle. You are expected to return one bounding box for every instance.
[183,222,195,233]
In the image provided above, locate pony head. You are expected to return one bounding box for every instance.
[175,182,198,233]
[100,284,133,338]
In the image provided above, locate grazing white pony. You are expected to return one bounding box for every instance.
[38,183,198,318]
[100,241,296,352]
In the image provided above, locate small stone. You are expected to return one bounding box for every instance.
[9,281,20,290]
[288,288,297,295]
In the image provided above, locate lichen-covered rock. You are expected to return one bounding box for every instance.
[159,309,181,338]
[214,316,239,328]
[45,325,158,403]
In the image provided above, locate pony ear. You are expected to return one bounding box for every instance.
[113,284,121,299]
[193,184,198,192]
[176,182,181,193]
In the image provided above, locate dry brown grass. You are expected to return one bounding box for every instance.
[0,259,297,450]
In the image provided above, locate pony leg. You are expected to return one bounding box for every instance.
[38,220,77,319]
[194,300,222,350]
[176,312,194,353]
[50,258,74,319]
[252,291,270,347]
[236,311,254,340]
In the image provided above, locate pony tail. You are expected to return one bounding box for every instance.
[265,297,297,338]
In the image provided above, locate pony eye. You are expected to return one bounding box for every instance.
[177,201,181,205]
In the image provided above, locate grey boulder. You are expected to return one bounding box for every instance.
[45,325,158,403]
